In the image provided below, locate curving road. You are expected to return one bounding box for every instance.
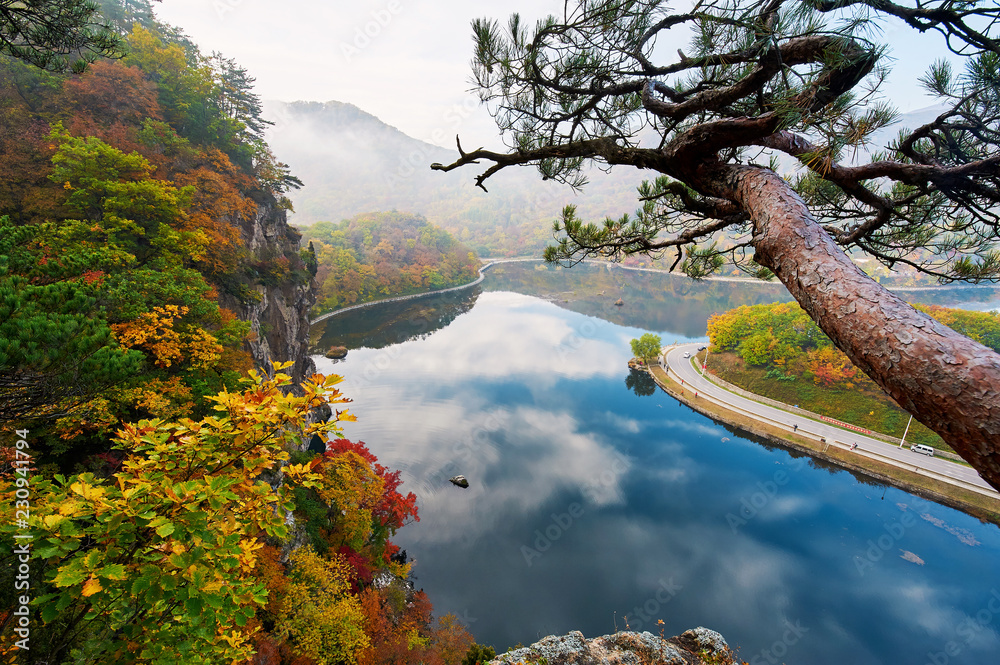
[663,343,998,497]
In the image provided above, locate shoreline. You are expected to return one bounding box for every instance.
[647,364,1000,525]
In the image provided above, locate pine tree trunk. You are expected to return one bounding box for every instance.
[709,164,1000,491]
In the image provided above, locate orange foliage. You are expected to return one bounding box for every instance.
[111,305,224,370]
[112,305,187,368]
[807,346,860,388]
[63,61,162,129]
[170,150,256,276]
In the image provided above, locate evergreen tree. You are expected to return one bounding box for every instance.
[1,0,123,72]
[0,217,143,423]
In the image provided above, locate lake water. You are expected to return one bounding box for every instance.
[311,263,1000,665]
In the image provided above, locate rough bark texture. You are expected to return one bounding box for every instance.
[708,164,1000,490]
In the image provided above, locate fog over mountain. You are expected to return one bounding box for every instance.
[263,99,648,256]
[265,100,949,257]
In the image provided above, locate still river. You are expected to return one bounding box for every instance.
[311,262,1000,665]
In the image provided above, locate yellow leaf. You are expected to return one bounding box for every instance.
[82,576,102,597]
[43,514,65,528]
[69,482,105,501]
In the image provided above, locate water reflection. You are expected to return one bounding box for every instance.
[312,261,1000,353]
[311,288,481,352]
[484,262,793,338]
[625,367,657,396]
[313,292,1000,665]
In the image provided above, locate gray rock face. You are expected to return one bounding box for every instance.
[490,629,733,665]
[216,193,318,389]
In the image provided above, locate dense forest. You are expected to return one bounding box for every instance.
[0,3,478,663]
[706,302,1000,447]
[300,212,481,314]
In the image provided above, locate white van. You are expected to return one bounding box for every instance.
[910,444,935,457]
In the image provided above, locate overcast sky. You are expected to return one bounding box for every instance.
[154,0,957,149]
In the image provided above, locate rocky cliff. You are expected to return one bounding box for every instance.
[491,629,735,665]
[217,189,317,389]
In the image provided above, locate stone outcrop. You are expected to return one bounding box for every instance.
[490,629,734,665]
[216,190,318,389]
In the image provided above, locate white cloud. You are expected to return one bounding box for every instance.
[605,412,641,434]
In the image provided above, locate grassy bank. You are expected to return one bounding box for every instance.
[648,365,1000,525]
[703,350,949,451]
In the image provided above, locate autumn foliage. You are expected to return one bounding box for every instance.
[1,367,476,664]
[301,212,481,313]
[1,4,481,663]
[708,301,1000,389]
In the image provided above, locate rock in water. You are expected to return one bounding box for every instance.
[490,628,734,665]
[325,345,348,359]
[449,475,470,488]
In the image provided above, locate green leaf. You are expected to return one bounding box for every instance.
[131,576,152,595]
[41,602,61,623]
[184,596,204,616]
[52,568,87,587]
[98,564,128,580]
[155,521,175,537]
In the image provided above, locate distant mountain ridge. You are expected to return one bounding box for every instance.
[263,99,646,256]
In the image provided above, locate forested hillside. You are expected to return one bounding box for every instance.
[0,3,474,663]
[300,212,480,314]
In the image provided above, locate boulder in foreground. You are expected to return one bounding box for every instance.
[490,628,734,665]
